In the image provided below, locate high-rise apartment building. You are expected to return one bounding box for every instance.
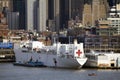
[92,0,107,26]
[82,3,92,26]
[83,0,109,27]
[107,4,120,35]
[0,0,13,12]
[0,0,13,30]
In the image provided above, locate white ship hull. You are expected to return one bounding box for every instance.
[14,40,87,69]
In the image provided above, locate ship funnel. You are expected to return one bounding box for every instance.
[74,39,78,44]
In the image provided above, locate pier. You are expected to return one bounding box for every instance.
[0,49,15,62]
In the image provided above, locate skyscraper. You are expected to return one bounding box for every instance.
[0,0,13,30]
[0,0,13,12]
[11,0,112,31]
[70,0,84,20]
[82,3,92,26]
[47,0,60,31]
[83,0,109,27]
[48,0,85,30]
[57,0,84,29]
[38,0,48,32]
[25,0,48,32]
[26,0,36,31]
[92,0,108,26]
[7,12,19,30]
[13,0,26,30]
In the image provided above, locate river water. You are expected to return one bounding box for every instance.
[0,63,120,80]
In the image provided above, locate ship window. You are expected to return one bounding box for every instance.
[86,55,96,60]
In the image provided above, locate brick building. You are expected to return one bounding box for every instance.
[83,0,109,27]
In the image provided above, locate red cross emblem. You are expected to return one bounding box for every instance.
[76,50,82,57]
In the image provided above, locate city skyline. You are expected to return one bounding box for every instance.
[0,0,119,32]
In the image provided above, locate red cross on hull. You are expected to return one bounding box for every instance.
[76,50,82,57]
